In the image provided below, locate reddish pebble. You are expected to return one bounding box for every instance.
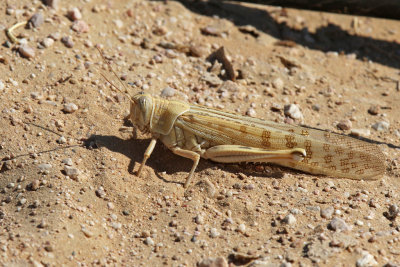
[71,20,89,33]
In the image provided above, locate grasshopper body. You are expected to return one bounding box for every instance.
[129,93,385,188]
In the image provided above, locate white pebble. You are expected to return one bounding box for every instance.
[246,108,256,117]
[350,128,371,137]
[272,77,284,90]
[283,214,296,225]
[38,163,52,172]
[19,198,27,205]
[284,104,303,120]
[111,222,121,230]
[194,214,204,224]
[144,237,154,246]
[372,121,389,132]
[63,103,78,113]
[62,158,73,166]
[42,37,54,48]
[113,19,124,28]
[356,251,377,267]
[209,228,220,238]
[160,87,176,98]
[237,223,246,233]
[57,136,67,144]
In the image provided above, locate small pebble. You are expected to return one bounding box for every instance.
[356,251,377,267]
[160,87,176,98]
[283,214,296,225]
[111,222,122,230]
[197,257,228,267]
[153,25,168,36]
[284,104,303,120]
[64,166,80,180]
[350,129,371,137]
[107,202,115,210]
[114,19,124,28]
[368,105,380,115]
[237,223,246,233]
[68,7,82,21]
[71,20,89,33]
[201,26,223,37]
[57,136,67,144]
[49,32,61,41]
[0,80,4,91]
[122,210,130,216]
[19,198,27,205]
[44,0,59,9]
[42,37,54,48]
[63,103,78,113]
[81,227,94,237]
[272,77,284,90]
[19,44,35,59]
[38,219,47,228]
[61,36,74,48]
[29,180,40,191]
[355,220,364,226]
[95,187,106,198]
[38,163,52,172]
[144,237,154,246]
[195,214,204,224]
[29,13,44,28]
[246,108,256,117]
[337,119,352,130]
[328,217,351,232]
[320,206,334,219]
[62,158,73,166]
[372,121,389,132]
[209,228,220,238]
[44,244,54,252]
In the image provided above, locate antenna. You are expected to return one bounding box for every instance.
[96,46,134,103]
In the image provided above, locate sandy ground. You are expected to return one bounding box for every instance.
[1,0,400,266]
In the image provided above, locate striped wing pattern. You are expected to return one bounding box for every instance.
[176,104,385,180]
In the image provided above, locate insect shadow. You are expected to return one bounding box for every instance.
[84,134,285,186]
[84,134,207,185]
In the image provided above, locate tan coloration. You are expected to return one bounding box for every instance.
[6,21,28,44]
[128,93,385,188]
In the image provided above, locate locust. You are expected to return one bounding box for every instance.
[125,93,385,188]
[98,51,385,189]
